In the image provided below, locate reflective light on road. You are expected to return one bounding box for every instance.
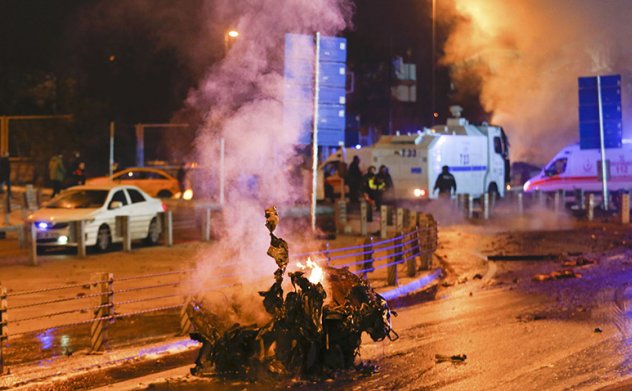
[36,328,55,350]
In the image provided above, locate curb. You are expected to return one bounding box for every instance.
[380,268,443,301]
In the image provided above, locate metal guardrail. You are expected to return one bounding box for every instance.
[455,189,631,224]
[0,211,438,374]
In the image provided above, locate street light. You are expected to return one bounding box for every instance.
[224,30,239,54]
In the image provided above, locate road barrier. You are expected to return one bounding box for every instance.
[586,193,595,221]
[621,193,630,224]
[0,211,438,374]
[26,212,175,265]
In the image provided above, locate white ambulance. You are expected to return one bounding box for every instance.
[523,140,632,193]
[318,107,510,200]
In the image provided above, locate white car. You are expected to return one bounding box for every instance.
[28,184,166,251]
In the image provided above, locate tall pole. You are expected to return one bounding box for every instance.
[431,0,437,124]
[311,32,322,232]
[109,121,115,178]
[597,76,609,210]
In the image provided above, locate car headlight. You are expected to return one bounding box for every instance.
[36,221,51,230]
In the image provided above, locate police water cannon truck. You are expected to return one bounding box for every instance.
[318,106,510,201]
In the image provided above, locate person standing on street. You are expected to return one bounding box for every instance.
[377,165,394,205]
[346,156,363,203]
[49,154,66,197]
[433,165,457,198]
[71,161,86,185]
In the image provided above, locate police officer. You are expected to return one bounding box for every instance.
[433,165,457,198]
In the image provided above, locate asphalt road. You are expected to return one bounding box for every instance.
[4,200,632,390]
[97,220,632,390]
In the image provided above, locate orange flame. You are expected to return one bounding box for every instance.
[296,257,324,285]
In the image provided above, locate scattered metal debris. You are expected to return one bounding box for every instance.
[562,257,595,267]
[186,206,398,380]
[435,354,467,363]
[532,270,582,282]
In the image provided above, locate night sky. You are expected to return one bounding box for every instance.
[1,1,459,172]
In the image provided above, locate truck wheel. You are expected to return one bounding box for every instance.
[95,224,112,252]
[488,183,500,199]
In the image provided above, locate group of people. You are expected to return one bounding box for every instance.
[332,155,458,207]
[49,151,86,197]
[346,156,394,210]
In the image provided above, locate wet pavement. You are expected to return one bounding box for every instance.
[96,221,632,390]
[3,205,632,389]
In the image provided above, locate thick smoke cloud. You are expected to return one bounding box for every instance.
[187,0,352,291]
[439,0,632,165]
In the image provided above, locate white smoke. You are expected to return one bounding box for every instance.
[187,0,352,292]
[439,0,632,165]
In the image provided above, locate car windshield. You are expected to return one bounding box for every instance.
[47,190,109,209]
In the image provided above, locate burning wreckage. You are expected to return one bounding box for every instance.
[186,206,398,379]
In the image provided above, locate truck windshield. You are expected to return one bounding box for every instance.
[544,157,568,177]
[47,190,109,209]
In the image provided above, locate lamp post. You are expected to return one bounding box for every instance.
[431,0,437,124]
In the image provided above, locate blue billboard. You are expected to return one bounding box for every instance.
[284,33,347,146]
[578,74,622,149]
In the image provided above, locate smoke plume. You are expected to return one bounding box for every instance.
[439,0,632,165]
[188,0,352,291]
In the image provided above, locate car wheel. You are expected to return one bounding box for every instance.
[95,224,111,252]
[157,190,173,198]
[146,217,161,245]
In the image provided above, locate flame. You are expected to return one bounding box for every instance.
[296,257,324,285]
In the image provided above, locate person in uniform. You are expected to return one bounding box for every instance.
[433,165,457,198]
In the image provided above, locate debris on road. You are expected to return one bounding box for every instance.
[532,269,582,282]
[472,273,483,280]
[594,327,603,333]
[185,207,397,380]
[561,257,595,267]
[435,354,467,363]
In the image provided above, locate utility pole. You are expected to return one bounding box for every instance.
[109,122,115,178]
[311,32,322,232]
[431,0,437,124]
[597,76,609,210]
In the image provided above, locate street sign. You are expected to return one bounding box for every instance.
[283,33,347,147]
[578,75,622,149]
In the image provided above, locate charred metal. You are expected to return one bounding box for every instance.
[186,206,397,380]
